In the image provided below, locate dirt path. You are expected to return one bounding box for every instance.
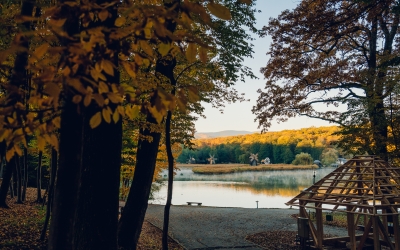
[145,205,348,250]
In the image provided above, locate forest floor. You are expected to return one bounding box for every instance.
[0,188,183,250]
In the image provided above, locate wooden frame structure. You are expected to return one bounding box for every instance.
[286,155,400,249]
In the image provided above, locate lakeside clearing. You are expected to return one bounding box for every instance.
[177,163,318,174]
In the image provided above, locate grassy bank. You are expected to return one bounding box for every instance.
[181,163,318,174]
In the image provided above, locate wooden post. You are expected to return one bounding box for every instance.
[347,206,356,250]
[316,203,323,249]
[373,215,381,250]
[393,214,400,250]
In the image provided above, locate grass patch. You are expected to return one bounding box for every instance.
[189,164,318,174]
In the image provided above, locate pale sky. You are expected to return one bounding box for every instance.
[195,1,334,133]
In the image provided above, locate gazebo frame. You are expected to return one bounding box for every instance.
[286,155,400,249]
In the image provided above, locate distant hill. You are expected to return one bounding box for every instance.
[194,130,256,139]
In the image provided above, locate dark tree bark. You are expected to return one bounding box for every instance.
[22,149,28,201]
[117,117,162,250]
[73,106,122,249]
[162,110,174,250]
[50,0,121,248]
[0,157,16,208]
[36,151,43,203]
[15,155,23,204]
[9,181,14,199]
[70,0,121,248]
[48,0,81,248]
[48,98,83,250]
[118,2,179,249]
[40,148,57,241]
[0,162,3,178]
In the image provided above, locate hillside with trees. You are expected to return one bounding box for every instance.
[178,126,342,165]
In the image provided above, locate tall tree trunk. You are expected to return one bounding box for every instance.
[0,161,3,178]
[22,149,28,201]
[117,118,162,250]
[2,0,35,205]
[48,99,84,250]
[367,16,388,161]
[71,0,121,248]
[162,110,174,250]
[73,107,122,249]
[118,1,180,249]
[9,181,14,199]
[36,151,43,203]
[15,155,23,204]
[12,164,17,197]
[48,0,81,248]
[0,157,16,208]
[40,148,57,241]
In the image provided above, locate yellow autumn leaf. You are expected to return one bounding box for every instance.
[49,18,67,27]
[113,109,120,123]
[99,81,109,94]
[38,136,46,152]
[7,117,15,124]
[121,61,137,78]
[98,9,109,22]
[84,92,92,107]
[14,145,23,156]
[126,105,140,120]
[0,129,11,142]
[93,93,105,107]
[90,112,102,128]
[52,117,61,129]
[199,47,208,63]
[6,147,15,162]
[207,2,231,20]
[188,86,200,102]
[72,95,82,104]
[158,42,170,56]
[139,40,154,57]
[102,108,111,123]
[148,105,164,124]
[50,134,59,151]
[134,54,143,65]
[117,105,125,116]
[107,92,122,103]
[63,66,71,77]
[101,60,114,76]
[186,43,197,63]
[33,43,49,60]
[115,17,126,27]
[44,82,61,99]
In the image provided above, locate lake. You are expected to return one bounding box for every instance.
[151,167,336,208]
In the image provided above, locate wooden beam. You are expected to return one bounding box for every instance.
[347,206,356,250]
[373,216,381,250]
[377,216,395,250]
[393,214,400,250]
[357,217,372,250]
[316,204,323,249]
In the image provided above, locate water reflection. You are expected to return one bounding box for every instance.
[153,168,335,208]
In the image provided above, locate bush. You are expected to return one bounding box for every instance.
[292,152,313,165]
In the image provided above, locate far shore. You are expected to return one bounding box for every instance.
[177,163,318,174]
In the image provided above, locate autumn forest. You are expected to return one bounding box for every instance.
[1,0,400,249]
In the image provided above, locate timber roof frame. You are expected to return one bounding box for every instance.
[286,155,400,216]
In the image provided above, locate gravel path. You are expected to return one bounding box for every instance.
[145,205,349,250]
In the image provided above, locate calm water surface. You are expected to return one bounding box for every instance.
[152,167,336,208]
